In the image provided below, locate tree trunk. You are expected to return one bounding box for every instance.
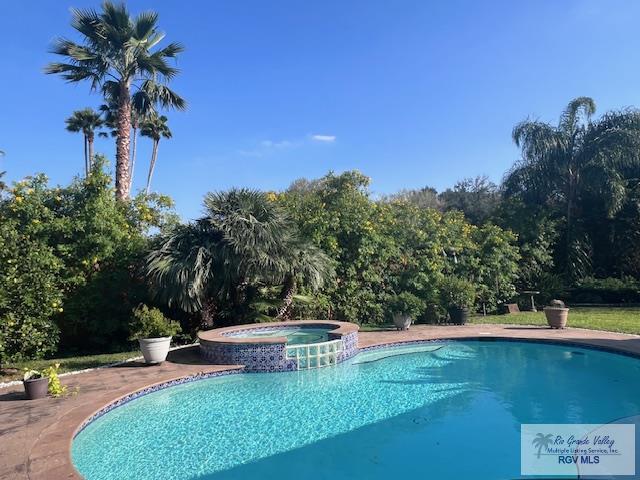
[115,82,132,200]
[83,135,89,178]
[129,123,138,193]
[87,131,94,174]
[201,298,217,329]
[566,169,576,278]
[275,275,296,320]
[146,140,159,194]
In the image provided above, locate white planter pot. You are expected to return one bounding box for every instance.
[393,313,412,331]
[139,337,172,364]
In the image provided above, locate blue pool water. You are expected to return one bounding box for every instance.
[72,341,640,479]
[226,327,330,345]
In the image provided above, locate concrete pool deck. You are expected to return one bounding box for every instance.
[2,323,640,480]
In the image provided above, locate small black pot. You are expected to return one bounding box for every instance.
[23,377,48,400]
[448,306,469,325]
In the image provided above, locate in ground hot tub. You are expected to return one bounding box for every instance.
[198,321,359,372]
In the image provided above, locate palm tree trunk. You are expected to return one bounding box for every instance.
[146,140,159,194]
[87,131,94,174]
[129,123,138,193]
[275,275,296,320]
[566,170,576,278]
[115,82,132,200]
[83,135,89,178]
[201,298,217,329]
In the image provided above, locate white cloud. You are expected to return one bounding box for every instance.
[311,134,336,143]
[237,134,336,158]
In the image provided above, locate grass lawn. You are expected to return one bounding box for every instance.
[471,307,640,335]
[0,350,141,382]
[361,307,640,335]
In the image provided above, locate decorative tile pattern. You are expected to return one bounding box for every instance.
[200,324,360,372]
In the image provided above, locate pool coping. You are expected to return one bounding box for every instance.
[4,323,640,480]
[197,319,359,345]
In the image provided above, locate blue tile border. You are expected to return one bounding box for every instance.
[73,367,245,438]
[200,328,360,372]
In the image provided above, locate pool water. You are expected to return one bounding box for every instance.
[72,341,640,480]
[227,327,330,345]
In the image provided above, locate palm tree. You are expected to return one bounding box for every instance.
[146,189,333,326]
[100,99,144,192]
[532,433,554,459]
[46,1,186,200]
[65,108,104,176]
[140,114,172,194]
[504,97,640,279]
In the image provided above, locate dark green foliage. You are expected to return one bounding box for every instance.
[0,158,176,360]
[439,176,500,225]
[570,277,640,304]
[146,189,333,326]
[281,171,520,323]
[0,218,63,363]
[388,292,426,319]
[439,276,476,309]
[504,97,640,281]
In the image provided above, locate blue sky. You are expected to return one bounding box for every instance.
[2,0,640,220]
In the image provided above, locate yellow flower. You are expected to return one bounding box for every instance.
[266,192,277,202]
[58,308,64,313]
[15,196,23,203]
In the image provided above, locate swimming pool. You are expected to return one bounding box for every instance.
[72,340,640,479]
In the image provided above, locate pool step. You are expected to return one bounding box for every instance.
[285,339,344,370]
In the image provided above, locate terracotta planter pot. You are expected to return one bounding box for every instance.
[392,313,412,331]
[448,307,469,325]
[544,307,569,329]
[139,337,172,364]
[23,377,48,400]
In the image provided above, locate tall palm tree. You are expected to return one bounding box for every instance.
[46,1,186,200]
[140,114,172,194]
[504,97,640,279]
[65,108,104,176]
[146,189,333,326]
[100,99,144,192]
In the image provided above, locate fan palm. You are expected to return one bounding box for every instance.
[146,189,333,325]
[140,114,172,194]
[65,108,104,176]
[46,1,186,200]
[504,97,640,279]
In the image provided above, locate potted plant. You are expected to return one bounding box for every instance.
[23,369,48,400]
[389,292,425,330]
[129,305,181,364]
[439,276,476,325]
[544,299,569,329]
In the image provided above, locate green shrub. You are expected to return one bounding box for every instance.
[535,273,568,306]
[0,158,178,358]
[0,217,63,363]
[570,276,640,303]
[439,276,476,309]
[388,292,426,319]
[422,303,447,324]
[128,305,181,340]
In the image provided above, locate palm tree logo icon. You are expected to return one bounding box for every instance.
[532,433,554,458]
